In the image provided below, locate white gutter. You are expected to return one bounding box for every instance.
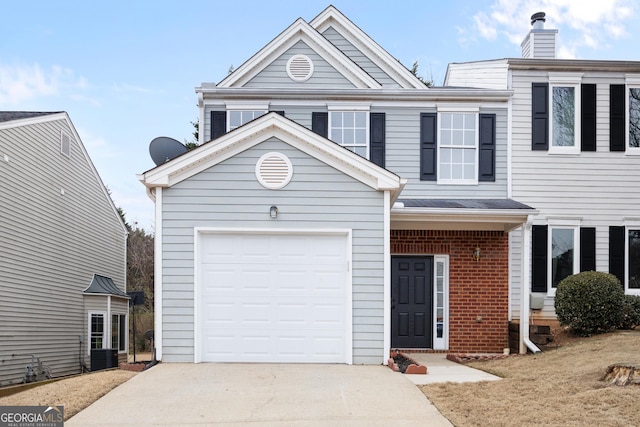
[520,217,541,354]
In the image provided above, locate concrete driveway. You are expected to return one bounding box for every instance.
[67,363,452,426]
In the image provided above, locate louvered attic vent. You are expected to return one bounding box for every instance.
[255,152,293,189]
[286,54,314,82]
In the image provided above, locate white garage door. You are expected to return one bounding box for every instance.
[198,231,350,363]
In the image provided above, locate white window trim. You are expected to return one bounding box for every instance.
[625,83,640,155]
[548,81,581,155]
[111,313,129,354]
[327,105,370,159]
[88,311,107,355]
[624,226,640,295]
[226,109,268,132]
[547,226,580,296]
[225,103,270,132]
[432,255,449,350]
[436,110,479,185]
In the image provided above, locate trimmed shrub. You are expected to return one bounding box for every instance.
[618,295,640,330]
[554,271,625,336]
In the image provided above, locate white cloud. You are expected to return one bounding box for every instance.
[0,63,89,107]
[471,0,637,57]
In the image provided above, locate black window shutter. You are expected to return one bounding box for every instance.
[531,225,548,292]
[580,227,596,271]
[210,111,226,140]
[312,112,328,138]
[369,113,385,167]
[609,226,625,287]
[271,110,285,116]
[532,83,549,151]
[479,114,496,182]
[420,113,437,181]
[610,84,626,152]
[581,84,596,152]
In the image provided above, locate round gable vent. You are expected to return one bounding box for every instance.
[286,54,314,82]
[255,152,293,190]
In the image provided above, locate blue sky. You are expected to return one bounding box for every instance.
[2,0,639,231]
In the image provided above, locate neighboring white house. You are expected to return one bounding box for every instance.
[446,13,640,346]
[139,6,536,365]
[0,112,128,385]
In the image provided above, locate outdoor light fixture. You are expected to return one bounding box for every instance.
[270,205,278,219]
[473,247,481,261]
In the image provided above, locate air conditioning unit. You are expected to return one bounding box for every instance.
[90,349,118,371]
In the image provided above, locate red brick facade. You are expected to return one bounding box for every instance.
[391,229,509,353]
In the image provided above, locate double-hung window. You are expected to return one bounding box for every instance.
[628,229,640,293]
[328,107,369,157]
[228,110,267,131]
[549,226,579,291]
[89,312,106,351]
[549,74,581,154]
[626,77,640,154]
[438,111,478,184]
[532,221,592,295]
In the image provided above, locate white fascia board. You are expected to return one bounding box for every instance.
[391,207,538,231]
[310,6,426,89]
[0,112,66,130]
[197,87,512,102]
[217,19,380,89]
[139,113,402,194]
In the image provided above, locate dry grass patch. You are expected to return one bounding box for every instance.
[0,369,137,421]
[420,331,640,427]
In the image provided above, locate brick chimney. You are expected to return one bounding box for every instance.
[521,12,558,59]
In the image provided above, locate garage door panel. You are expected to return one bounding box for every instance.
[204,331,346,363]
[199,232,349,363]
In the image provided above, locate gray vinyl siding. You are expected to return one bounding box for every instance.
[203,104,509,199]
[383,106,509,198]
[160,137,385,364]
[0,118,126,385]
[321,26,397,87]
[509,70,640,319]
[244,40,356,89]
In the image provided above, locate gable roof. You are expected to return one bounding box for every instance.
[0,111,128,235]
[309,6,426,89]
[83,274,129,298]
[0,111,61,123]
[216,15,381,89]
[139,112,405,200]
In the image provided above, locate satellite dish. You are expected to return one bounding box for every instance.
[149,136,188,166]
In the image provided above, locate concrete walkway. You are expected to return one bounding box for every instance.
[404,353,502,385]
[67,363,453,426]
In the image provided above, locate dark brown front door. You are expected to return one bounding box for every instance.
[391,256,433,348]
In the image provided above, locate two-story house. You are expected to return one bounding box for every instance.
[446,12,640,352]
[139,6,536,365]
[0,112,128,385]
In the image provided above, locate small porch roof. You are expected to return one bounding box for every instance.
[391,199,537,232]
[83,274,129,298]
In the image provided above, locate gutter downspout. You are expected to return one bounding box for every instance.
[520,217,541,354]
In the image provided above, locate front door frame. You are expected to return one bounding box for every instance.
[390,254,449,350]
